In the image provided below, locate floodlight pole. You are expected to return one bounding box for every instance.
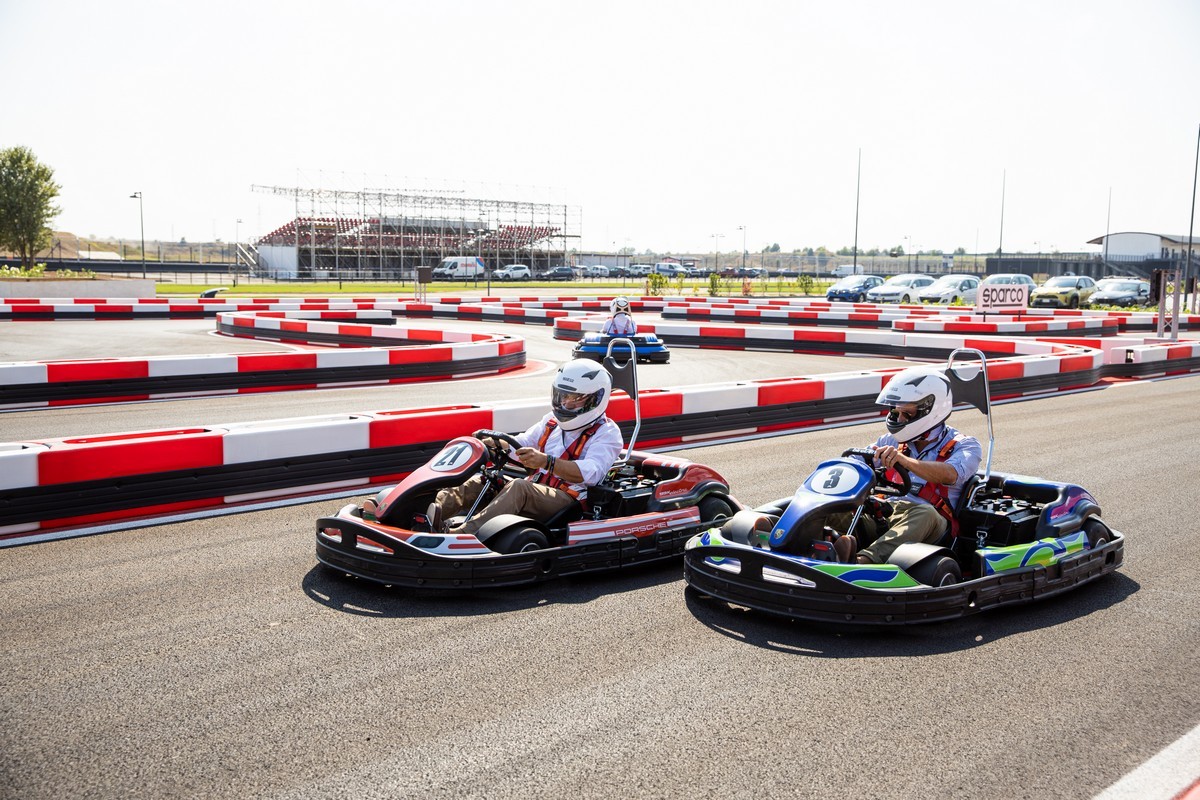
[130,192,145,279]
[1185,124,1199,314]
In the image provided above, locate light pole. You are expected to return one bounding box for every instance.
[712,233,724,274]
[130,192,145,279]
[737,225,746,273]
[234,218,243,287]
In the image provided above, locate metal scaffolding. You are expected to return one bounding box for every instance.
[250,182,581,280]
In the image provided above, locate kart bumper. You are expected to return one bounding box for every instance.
[317,514,698,589]
[683,532,1124,625]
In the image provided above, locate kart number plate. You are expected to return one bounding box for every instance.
[809,464,861,496]
[430,442,476,472]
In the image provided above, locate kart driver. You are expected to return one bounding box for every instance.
[431,358,624,541]
[834,366,982,564]
[601,296,637,336]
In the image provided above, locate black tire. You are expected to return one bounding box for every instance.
[490,526,549,554]
[909,555,962,587]
[698,496,734,526]
[1069,295,1079,308]
[901,294,911,303]
[856,293,866,303]
[1082,517,1110,548]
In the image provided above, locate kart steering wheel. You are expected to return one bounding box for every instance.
[472,429,530,473]
[842,447,912,496]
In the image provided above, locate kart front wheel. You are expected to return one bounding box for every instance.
[698,496,734,526]
[491,526,549,554]
[1082,516,1111,548]
[910,555,961,587]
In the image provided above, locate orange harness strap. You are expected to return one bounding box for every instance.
[531,419,602,499]
[893,435,963,538]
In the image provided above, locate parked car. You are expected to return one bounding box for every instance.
[584,265,610,278]
[653,264,689,278]
[865,273,936,304]
[608,265,632,278]
[629,264,654,277]
[493,263,531,281]
[1090,279,1152,307]
[543,266,576,281]
[825,274,884,303]
[981,273,1037,291]
[1031,275,1098,308]
[917,274,980,305]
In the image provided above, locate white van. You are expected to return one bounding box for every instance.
[434,256,487,280]
[832,263,865,278]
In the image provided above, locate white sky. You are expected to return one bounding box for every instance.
[5,0,1199,255]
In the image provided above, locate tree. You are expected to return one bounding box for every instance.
[0,146,61,269]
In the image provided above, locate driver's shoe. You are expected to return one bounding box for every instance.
[833,534,858,563]
[426,502,446,533]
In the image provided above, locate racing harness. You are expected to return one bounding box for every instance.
[886,432,968,538]
[531,418,603,500]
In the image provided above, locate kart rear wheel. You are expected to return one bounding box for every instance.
[491,526,549,554]
[698,496,733,525]
[910,555,961,587]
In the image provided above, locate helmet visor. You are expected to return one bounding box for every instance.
[552,387,604,420]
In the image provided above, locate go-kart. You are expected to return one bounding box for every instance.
[317,341,736,588]
[683,348,1125,625]
[573,331,670,364]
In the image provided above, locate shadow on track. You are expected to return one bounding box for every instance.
[301,559,683,618]
[682,572,1140,657]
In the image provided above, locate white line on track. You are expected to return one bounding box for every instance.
[1093,720,1200,800]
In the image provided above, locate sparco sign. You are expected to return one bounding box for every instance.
[978,284,1029,312]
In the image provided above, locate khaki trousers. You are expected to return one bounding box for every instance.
[437,476,577,539]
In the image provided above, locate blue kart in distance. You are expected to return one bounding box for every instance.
[573,332,670,364]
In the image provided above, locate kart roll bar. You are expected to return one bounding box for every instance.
[945,347,994,485]
[603,338,641,469]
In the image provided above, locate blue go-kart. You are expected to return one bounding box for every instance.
[683,348,1124,625]
[573,332,670,364]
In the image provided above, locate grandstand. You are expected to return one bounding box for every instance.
[251,184,579,280]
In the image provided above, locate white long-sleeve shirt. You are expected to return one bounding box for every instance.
[516,412,624,497]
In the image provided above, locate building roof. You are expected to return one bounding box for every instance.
[1086,232,1199,245]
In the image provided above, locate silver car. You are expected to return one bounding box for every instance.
[866,273,936,304]
[917,274,980,304]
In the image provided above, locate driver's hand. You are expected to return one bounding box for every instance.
[514,447,545,470]
[875,445,901,469]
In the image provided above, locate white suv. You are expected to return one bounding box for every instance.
[494,264,531,281]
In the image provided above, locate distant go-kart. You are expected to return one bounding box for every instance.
[317,340,735,589]
[683,348,1124,625]
[572,331,670,364]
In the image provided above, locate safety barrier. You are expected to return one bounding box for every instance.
[0,310,526,408]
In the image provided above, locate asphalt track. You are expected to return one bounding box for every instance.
[1,310,1198,799]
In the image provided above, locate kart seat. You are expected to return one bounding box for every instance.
[931,473,983,548]
[544,499,585,530]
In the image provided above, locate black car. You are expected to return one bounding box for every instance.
[543,266,575,281]
[1091,280,1152,308]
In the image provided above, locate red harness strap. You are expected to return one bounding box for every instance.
[531,419,602,499]
[891,435,964,538]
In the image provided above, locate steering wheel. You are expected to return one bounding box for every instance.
[472,429,530,474]
[842,447,912,497]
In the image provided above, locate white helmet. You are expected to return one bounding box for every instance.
[875,367,953,442]
[610,296,631,314]
[551,359,612,431]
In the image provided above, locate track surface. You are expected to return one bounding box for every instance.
[1,315,1198,799]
